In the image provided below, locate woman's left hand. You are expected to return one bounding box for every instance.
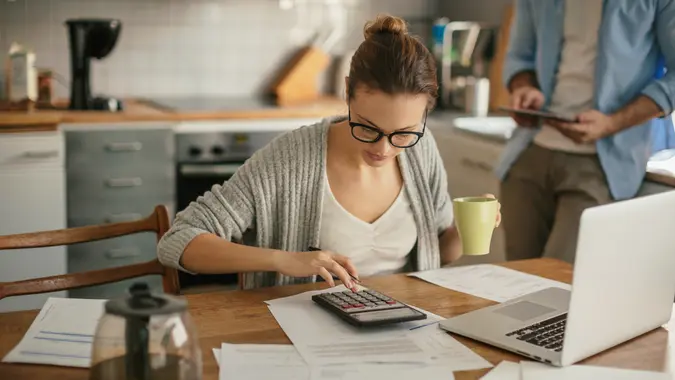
[482,193,502,228]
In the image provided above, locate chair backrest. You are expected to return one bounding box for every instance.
[0,205,180,300]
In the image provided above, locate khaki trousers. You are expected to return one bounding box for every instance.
[500,144,613,264]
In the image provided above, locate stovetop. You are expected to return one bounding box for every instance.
[144,96,277,112]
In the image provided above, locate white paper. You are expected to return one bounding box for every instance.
[213,344,457,380]
[2,297,105,368]
[409,264,571,302]
[520,361,671,380]
[408,325,493,372]
[266,284,492,373]
[218,343,309,380]
[480,361,522,379]
[309,363,456,380]
[662,305,675,378]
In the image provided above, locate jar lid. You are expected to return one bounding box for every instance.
[104,283,187,318]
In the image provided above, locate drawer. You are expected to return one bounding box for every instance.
[67,201,175,225]
[66,215,166,299]
[68,191,174,219]
[66,129,174,171]
[0,132,64,169]
[68,233,158,274]
[67,168,174,202]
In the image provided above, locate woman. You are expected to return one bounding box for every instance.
[157,14,501,290]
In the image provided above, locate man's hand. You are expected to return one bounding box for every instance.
[548,110,617,144]
[510,86,545,127]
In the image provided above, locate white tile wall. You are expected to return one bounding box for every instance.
[0,0,437,100]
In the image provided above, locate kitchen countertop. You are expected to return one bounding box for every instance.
[2,103,673,189]
[0,97,347,131]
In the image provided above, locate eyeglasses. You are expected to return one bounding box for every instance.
[348,108,427,149]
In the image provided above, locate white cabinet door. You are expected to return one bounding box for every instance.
[0,133,67,312]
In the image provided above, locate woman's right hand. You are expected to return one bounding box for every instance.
[273,250,360,290]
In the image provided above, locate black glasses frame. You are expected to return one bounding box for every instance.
[348,108,428,149]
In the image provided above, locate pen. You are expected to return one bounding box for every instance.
[409,321,439,331]
[308,246,361,285]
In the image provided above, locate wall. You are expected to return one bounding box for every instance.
[437,0,512,25]
[0,0,436,100]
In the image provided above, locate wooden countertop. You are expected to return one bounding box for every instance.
[646,172,675,188]
[0,97,347,130]
[0,258,673,380]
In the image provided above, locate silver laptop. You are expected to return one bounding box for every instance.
[439,190,675,367]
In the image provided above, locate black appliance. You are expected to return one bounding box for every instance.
[175,130,285,289]
[65,18,123,111]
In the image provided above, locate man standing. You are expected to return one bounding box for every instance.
[498,0,675,263]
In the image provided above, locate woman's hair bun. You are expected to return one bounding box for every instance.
[363,14,408,40]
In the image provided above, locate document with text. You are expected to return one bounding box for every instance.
[265,285,492,372]
[214,343,460,380]
[409,264,571,302]
[218,343,309,380]
[2,297,105,368]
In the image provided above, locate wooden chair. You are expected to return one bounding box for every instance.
[0,205,179,300]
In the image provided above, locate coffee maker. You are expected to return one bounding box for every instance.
[66,19,123,111]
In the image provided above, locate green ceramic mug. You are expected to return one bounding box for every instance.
[453,196,499,255]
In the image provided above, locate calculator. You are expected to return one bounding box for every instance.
[311,289,427,327]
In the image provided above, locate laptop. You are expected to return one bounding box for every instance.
[439,190,675,367]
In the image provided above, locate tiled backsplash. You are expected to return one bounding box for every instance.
[0,0,437,99]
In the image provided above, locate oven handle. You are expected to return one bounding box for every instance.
[179,164,243,176]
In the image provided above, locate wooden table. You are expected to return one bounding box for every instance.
[1,258,672,379]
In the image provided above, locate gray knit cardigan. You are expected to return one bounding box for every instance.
[157,116,454,289]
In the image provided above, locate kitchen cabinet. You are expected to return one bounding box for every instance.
[63,123,176,299]
[638,178,674,197]
[0,132,67,312]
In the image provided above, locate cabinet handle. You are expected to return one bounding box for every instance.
[23,150,60,159]
[460,158,493,172]
[105,177,142,188]
[105,247,141,259]
[105,141,143,152]
[105,213,143,223]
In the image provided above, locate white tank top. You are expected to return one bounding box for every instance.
[319,175,418,277]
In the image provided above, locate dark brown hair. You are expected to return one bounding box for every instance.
[347,14,438,108]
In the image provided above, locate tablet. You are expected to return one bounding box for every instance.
[498,107,577,123]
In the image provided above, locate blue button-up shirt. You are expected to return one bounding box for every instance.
[496,0,675,200]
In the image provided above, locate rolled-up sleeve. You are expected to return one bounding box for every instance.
[641,0,675,115]
[503,0,537,88]
[157,162,256,273]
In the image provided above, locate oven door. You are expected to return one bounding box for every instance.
[177,162,243,212]
[175,161,244,289]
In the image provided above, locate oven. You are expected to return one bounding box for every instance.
[175,130,285,289]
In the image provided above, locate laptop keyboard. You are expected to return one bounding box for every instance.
[506,313,567,351]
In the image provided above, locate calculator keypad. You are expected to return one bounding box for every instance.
[317,289,404,314]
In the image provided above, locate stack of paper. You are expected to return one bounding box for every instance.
[213,284,493,379]
[479,361,671,380]
[408,264,571,302]
[2,297,105,368]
